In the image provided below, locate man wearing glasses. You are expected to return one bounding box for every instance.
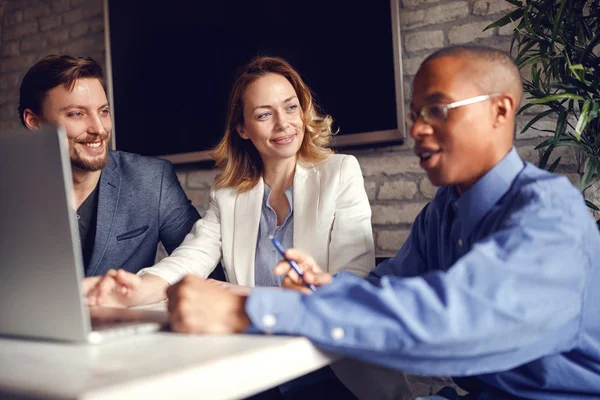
[164,45,600,399]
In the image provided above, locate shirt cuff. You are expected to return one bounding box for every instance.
[245,287,306,334]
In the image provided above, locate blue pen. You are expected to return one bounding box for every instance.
[269,235,317,292]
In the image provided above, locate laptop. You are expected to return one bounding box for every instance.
[0,125,168,344]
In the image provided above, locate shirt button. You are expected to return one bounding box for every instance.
[262,314,277,329]
[458,239,463,247]
[331,327,345,341]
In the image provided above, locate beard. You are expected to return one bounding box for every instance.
[68,133,110,172]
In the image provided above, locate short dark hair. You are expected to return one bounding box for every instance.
[421,45,523,105]
[423,44,516,70]
[18,55,105,126]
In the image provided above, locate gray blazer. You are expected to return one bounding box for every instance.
[86,151,200,277]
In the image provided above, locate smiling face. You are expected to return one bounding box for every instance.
[410,56,507,193]
[237,73,304,166]
[35,78,112,172]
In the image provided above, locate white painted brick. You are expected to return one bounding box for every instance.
[185,189,210,215]
[20,33,48,53]
[63,8,83,25]
[419,177,438,199]
[175,171,187,187]
[4,10,23,26]
[551,146,581,167]
[521,103,549,115]
[400,1,469,30]
[499,23,515,36]
[39,15,63,31]
[82,1,104,19]
[23,4,50,20]
[448,21,494,44]
[473,0,516,16]
[0,54,37,73]
[378,180,418,200]
[0,71,22,91]
[402,0,441,7]
[1,41,20,57]
[61,36,100,56]
[377,229,411,252]
[187,168,220,189]
[372,203,427,224]
[2,21,38,41]
[403,54,427,76]
[364,179,378,203]
[51,0,71,13]
[564,173,581,187]
[404,30,445,52]
[70,16,104,38]
[516,115,557,139]
[357,154,423,176]
[515,144,539,165]
[403,81,412,101]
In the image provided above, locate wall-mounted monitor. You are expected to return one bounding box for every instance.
[105,0,405,164]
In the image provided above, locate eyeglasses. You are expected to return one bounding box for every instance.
[405,93,502,128]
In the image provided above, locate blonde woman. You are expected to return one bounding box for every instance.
[85,56,374,307]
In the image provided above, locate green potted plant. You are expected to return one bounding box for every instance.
[486,0,600,216]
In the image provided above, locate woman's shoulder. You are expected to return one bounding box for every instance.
[304,154,363,185]
[210,184,239,201]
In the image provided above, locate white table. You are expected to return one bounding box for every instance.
[0,330,336,400]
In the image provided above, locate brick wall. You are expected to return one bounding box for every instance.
[0,0,584,256]
[0,0,105,132]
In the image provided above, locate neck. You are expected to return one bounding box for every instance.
[72,167,102,209]
[456,143,513,196]
[262,156,297,192]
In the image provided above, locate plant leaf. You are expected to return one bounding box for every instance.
[534,137,556,150]
[569,63,588,83]
[484,8,524,30]
[575,100,591,140]
[581,31,600,63]
[581,157,598,189]
[551,0,567,43]
[547,156,561,172]
[520,109,556,134]
[553,108,567,141]
[539,145,555,169]
[530,93,585,103]
[585,200,600,211]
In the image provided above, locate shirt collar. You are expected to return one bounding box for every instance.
[263,184,294,212]
[454,147,524,236]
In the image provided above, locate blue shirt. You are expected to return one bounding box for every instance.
[246,148,600,399]
[254,184,294,287]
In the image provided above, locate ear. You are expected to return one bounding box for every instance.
[493,94,516,128]
[23,109,41,130]
[236,124,249,140]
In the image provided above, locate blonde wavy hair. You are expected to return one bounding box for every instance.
[210,56,335,192]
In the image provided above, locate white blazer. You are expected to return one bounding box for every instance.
[139,154,375,286]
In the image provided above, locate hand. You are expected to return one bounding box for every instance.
[204,279,252,296]
[167,275,250,334]
[83,269,142,308]
[273,248,333,294]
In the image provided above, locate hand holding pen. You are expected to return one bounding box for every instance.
[270,236,333,293]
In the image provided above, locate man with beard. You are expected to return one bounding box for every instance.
[18,55,200,277]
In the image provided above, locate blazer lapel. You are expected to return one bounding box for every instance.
[88,153,121,276]
[293,163,320,254]
[232,179,263,286]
